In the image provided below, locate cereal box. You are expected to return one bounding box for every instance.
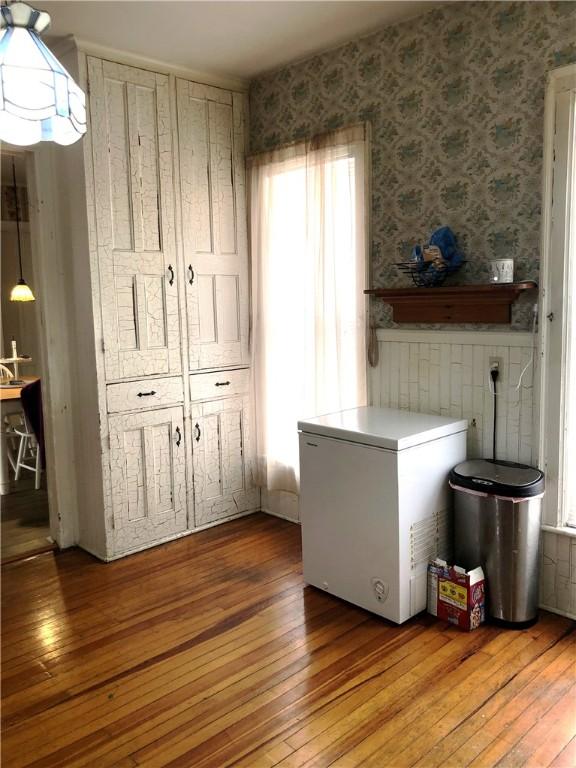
[427,558,485,631]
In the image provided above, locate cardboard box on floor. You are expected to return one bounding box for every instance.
[428,559,485,631]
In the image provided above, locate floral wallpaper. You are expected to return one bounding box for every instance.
[250,1,576,330]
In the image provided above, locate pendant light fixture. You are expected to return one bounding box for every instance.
[9,156,35,302]
[0,1,86,146]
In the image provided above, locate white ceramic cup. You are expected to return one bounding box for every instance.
[488,259,514,283]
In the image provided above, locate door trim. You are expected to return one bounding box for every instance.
[538,63,576,527]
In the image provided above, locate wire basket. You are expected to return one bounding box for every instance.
[395,260,465,288]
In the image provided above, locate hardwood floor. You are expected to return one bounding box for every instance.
[1,513,575,768]
[1,479,53,563]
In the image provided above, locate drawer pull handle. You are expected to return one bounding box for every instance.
[137,390,157,397]
[175,426,182,447]
[188,265,195,285]
[168,265,175,286]
[194,423,201,442]
[215,381,230,387]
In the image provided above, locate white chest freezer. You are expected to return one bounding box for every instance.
[298,406,467,624]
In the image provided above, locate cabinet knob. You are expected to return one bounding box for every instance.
[168,265,175,286]
[194,423,201,443]
[137,390,157,397]
[188,265,195,285]
[175,426,182,447]
[215,381,230,387]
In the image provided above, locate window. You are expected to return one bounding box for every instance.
[540,65,576,528]
[249,125,369,494]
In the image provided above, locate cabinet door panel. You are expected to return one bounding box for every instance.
[177,80,248,371]
[131,84,162,253]
[180,96,213,255]
[216,275,240,343]
[109,407,186,552]
[197,274,217,343]
[210,101,237,256]
[136,274,167,349]
[191,395,258,526]
[89,58,180,381]
[124,427,146,522]
[220,409,244,495]
[105,78,133,251]
[149,423,177,514]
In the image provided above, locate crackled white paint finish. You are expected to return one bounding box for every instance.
[108,406,187,554]
[191,394,258,527]
[371,330,536,464]
[177,79,249,371]
[88,58,181,382]
[75,54,256,560]
[106,376,184,413]
[189,368,250,402]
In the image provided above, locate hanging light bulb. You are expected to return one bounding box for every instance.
[9,156,35,302]
[10,279,35,301]
[0,1,86,146]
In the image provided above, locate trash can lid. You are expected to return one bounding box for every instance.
[450,459,545,498]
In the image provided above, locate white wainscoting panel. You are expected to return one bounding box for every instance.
[540,529,576,619]
[371,330,536,464]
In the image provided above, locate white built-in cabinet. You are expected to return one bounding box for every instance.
[76,55,258,560]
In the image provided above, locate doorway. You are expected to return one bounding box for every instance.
[1,149,53,562]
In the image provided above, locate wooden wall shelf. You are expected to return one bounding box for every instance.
[365,282,537,324]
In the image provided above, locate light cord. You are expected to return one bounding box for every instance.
[11,156,25,281]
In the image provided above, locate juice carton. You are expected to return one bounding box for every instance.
[427,558,485,631]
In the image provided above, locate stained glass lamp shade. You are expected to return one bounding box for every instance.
[0,2,86,145]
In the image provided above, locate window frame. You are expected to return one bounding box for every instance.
[538,63,576,530]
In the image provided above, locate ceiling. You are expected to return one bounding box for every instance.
[41,1,438,81]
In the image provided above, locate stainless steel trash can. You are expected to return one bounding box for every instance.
[450,460,545,625]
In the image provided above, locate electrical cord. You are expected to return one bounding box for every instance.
[488,304,539,396]
[491,367,499,461]
[515,305,538,391]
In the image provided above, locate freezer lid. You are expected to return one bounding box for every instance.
[298,406,468,451]
[449,459,545,497]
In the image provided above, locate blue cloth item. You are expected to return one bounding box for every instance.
[429,226,463,266]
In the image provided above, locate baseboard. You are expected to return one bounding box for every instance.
[79,509,260,561]
[539,604,576,621]
[260,507,300,524]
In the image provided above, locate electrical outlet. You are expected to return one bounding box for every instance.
[489,357,501,373]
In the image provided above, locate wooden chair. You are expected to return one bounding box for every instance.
[3,412,25,474]
[13,412,42,490]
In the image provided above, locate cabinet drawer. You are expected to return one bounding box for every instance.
[106,377,184,413]
[189,368,250,402]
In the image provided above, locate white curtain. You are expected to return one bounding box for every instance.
[249,125,368,494]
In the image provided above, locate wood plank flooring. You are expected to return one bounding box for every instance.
[1,479,53,563]
[1,513,575,768]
